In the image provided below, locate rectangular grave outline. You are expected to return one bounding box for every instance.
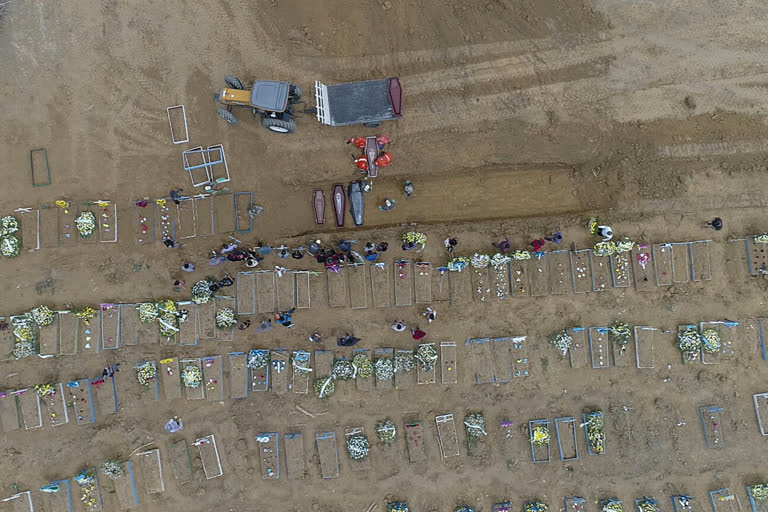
[709,489,735,512]
[570,249,592,294]
[699,320,738,364]
[37,311,60,357]
[671,495,696,512]
[315,431,340,479]
[295,271,312,309]
[175,197,197,239]
[653,243,674,286]
[257,270,277,313]
[136,361,160,400]
[44,478,73,512]
[167,105,189,144]
[435,413,460,459]
[691,240,713,281]
[202,355,224,402]
[93,200,118,243]
[195,300,216,341]
[326,267,349,308]
[530,253,549,297]
[134,201,155,245]
[168,440,194,485]
[17,389,42,430]
[110,460,139,508]
[671,242,692,283]
[57,310,78,356]
[271,349,290,394]
[195,434,223,480]
[492,336,513,383]
[90,373,119,415]
[292,350,311,394]
[1,393,21,433]
[583,411,606,455]
[276,271,297,311]
[568,327,589,368]
[68,379,96,426]
[192,194,215,237]
[283,433,305,480]
[450,268,473,305]
[414,262,433,303]
[180,358,205,400]
[1,490,34,511]
[589,327,611,369]
[394,260,414,306]
[16,207,41,250]
[416,343,437,385]
[549,250,571,295]
[566,497,587,512]
[234,191,253,233]
[632,245,655,291]
[394,349,415,389]
[41,382,69,427]
[529,419,551,463]
[236,271,256,315]
[256,432,281,480]
[610,251,632,288]
[353,348,374,391]
[753,392,768,435]
[177,301,198,346]
[374,347,395,390]
[370,262,392,308]
[699,405,725,449]
[249,349,270,392]
[348,263,368,309]
[554,416,579,461]
[404,420,427,463]
[31,147,52,186]
[440,342,458,385]
[747,485,768,512]
[511,336,530,378]
[228,352,249,399]
[634,326,656,369]
[471,264,491,302]
[134,448,166,493]
[467,337,495,384]
[100,303,120,350]
[590,250,612,292]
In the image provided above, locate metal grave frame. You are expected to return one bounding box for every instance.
[183,146,222,187]
[195,434,223,479]
[166,105,189,144]
[554,416,579,461]
[15,207,41,250]
[529,419,551,463]
[699,405,725,448]
[709,489,736,512]
[633,326,657,369]
[753,392,768,435]
[234,192,253,233]
[31,148,52,186]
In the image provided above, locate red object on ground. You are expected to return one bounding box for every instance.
[354,155,368,171]
[532,238,546,251]
[412,329,426,340]
[376,134,391,146]
[375,153,393,167]
[349,137,367,149]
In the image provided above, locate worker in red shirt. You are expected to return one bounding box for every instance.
[353,154,368,172]
[412,328,426,341]
[346,137,367,149]
[375,152,393,167]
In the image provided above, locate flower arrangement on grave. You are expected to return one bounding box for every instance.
[636,498,658,512]
[136,361,157,387]
[0,234,21,258]
[154,299,179,338]
[74,468,98,509]
[749,484,768,501]
[677,328,702,361]
[346,433,370,460]
[181,364,202,388]
[464,412,487,440]
[394,351,415,373]
[601,499,623,512]
[491,253,512,268]
[375,357,394,380]
[376,419,397,443]
[609,321,631,351]
[313,376,335,398]
[75,210,97,238]
[352,353,374,378]
[494,504,512,512]
[530,424,550,445]
[615,238,635,253]
[388,503,409,512]
[593,241,616,257]
[402,231,426,247]
[585,410,606,453]
[755,234,768,244]
[526,502,548,512]
[55,200,71,213]
[513,250,532,261]
[248,350,270,369]
[447,256,469,272]
[455,507,476,512]
[138,302,158,323]
[100,460,124,480]
[34,383,56,398]
[30,305,55,327]
[1,215,19,236]
[332,360,355,380]
[192,279,213,304]
[470,253,490,268]
[415,343,438,372]
[11,314,38,360]
[73,306,97,325]
[215,306,237,329]
[292,352,311,376]
[550,330,573,356]
[701,328,722,354]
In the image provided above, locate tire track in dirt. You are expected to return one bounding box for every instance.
[657,141,768,159]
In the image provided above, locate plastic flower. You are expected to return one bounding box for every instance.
[756,234,768,244]
[415,344,438,371]
[601,499,622,512]
[609,321,631,348]
[138,302,158,323]
[465,413,487,440]
[0,216,19,236]
[490,253,512,268]
[34,383,56,397]
[551,330,573,356]
[593,241,616,257]
[181,364,202,388]
[75,211,97,238]
[513,250,531,261]
[447,257,470,271]
[402,231,426,246]
[73,307,97,324]
[192,280,213,304]
[636,498,658,512]
[530,425,550,445]
[101,460,124,479]
[526,502,548,512]
[750,484,768,502]
[313,376,335,398]
[376,419,397,442]
[677,328,702,360]
[375,357,394,380]
[470,253,490,268]
[352,353,374,378]
[615,238,635,253]
[136,361,157,386]
[215,307,237,329]
[701,329,722,354]
[292,351,312,376]
[30,305,55,327]
[0,235,21,258]
[346,433,370,460]
[394,351,414,373]
[332,360,355,380]
[585,411,606,453]
[248,350,270,369]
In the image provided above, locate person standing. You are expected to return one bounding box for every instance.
[392,320,407,332]
[169,189,183,205]
[404,181,414,199]
[379,199,396,211]
[705,217,723,231]
[182,262,196,272]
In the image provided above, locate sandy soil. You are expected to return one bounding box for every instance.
[2,0,768,511]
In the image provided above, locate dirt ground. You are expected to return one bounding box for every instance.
[2,0,768,511]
